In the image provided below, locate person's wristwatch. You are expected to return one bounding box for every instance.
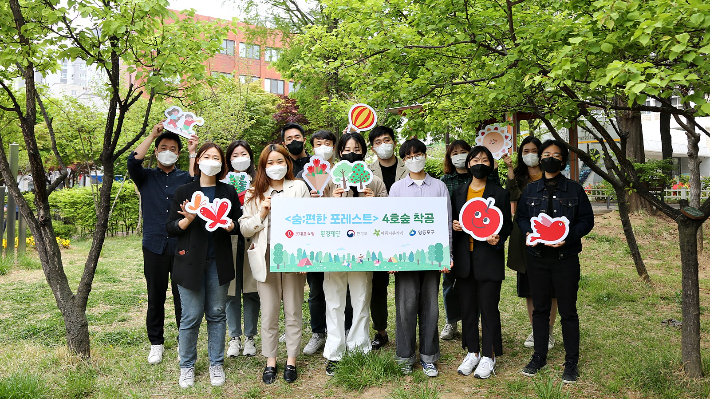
[189,154,197,158]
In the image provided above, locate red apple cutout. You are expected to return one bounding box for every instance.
[459,197,504,241]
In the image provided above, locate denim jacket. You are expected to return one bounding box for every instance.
[516,174,594,259]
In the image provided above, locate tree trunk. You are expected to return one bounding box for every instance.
[677,220,704,377]
[660,104,673,170]
[615,187,651,284]
[684,117,703,254]
[616,100,649,213]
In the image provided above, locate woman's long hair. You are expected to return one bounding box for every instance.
[443,140,472,175]
[513,136,542,188]
[245,144,294,205]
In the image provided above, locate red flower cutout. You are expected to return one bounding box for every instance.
[313,159,320,167]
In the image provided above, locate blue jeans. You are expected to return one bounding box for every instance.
[178,259,228,368]
[226,292,260,338]
[442,272,461,324]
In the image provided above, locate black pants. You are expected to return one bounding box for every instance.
[307,272,327,333]
[527,253,580,363]
[143,246,181,345]
[370,271,390,331]
[457,270,502,358]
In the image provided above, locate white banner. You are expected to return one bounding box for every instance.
[269,197,450,272]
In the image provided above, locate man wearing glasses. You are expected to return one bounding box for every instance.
[366,126,409,350]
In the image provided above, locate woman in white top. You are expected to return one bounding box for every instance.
[320,132,388,376]
[238,144,309,384]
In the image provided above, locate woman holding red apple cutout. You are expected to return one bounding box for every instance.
[451,146,512,380]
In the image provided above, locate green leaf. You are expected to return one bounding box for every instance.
[600,42,613,53]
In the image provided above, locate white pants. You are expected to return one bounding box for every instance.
[322,271,373,361]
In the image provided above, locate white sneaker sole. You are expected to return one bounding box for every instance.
[474,371,493,379]
[457,368,473,376]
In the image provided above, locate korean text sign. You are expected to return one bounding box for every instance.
[270,197,450,272]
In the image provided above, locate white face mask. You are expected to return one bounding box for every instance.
[265,165,288,180]
[198,159,222,176]
[522,153,540,167]
[230,156,251,172]
[313,145,334,160]
[373,143,394,159]
[156,150,178,166]
[451,153,468,169]
[404,155,426,173]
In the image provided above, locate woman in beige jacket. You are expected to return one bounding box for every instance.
[238,144,309,384]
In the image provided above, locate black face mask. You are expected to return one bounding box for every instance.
[540,157,564,173]
[469,164,492,179]
[341,152,363,163]
[286,140,304,155]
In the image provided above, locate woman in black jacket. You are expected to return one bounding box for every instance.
[167,142,242,389]
[517,139,594,384]
[451,146,512,379]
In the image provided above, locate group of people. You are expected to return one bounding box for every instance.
[128,121,593,389]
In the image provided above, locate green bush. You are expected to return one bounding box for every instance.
[51,222,77,238]
[47,181,139,237]
[424,157,444,179]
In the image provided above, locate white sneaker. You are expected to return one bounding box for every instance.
[457,352,481,376]
[179,367,195,388]
[473,356,496,379]
[148,344,164,365]
[227,337,241,357]
[440,323,457,340]
[303,333,326,355]
[278,332,286,343]
[524,331,535,348]
[548,333,555,350]
[209,365,225,386]
[243,336,257,356]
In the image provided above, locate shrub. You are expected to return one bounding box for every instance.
[47,181,139,237]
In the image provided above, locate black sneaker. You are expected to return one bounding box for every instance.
[521,354,546,376]
[325,360,338,376]
[371,333,389,350]
[561,361,579,383]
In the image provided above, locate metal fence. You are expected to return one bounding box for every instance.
[585,187,710,202]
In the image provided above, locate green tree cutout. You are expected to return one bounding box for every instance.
[331,161,354,190]
[349,162,372,191]
[272,243,284,269]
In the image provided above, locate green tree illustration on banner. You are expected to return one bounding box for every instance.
[272,243,284,268]
[435,243,444,266]
[428,245,435,265]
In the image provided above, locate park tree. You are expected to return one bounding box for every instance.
[186,78,279,156]
[291,0,710,377]
[0,0,228,357]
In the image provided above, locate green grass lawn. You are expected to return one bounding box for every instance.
[0,211,708,398]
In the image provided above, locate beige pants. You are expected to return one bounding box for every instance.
[258,265,306,358]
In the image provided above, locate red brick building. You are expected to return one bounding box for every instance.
[185,12,295,96]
